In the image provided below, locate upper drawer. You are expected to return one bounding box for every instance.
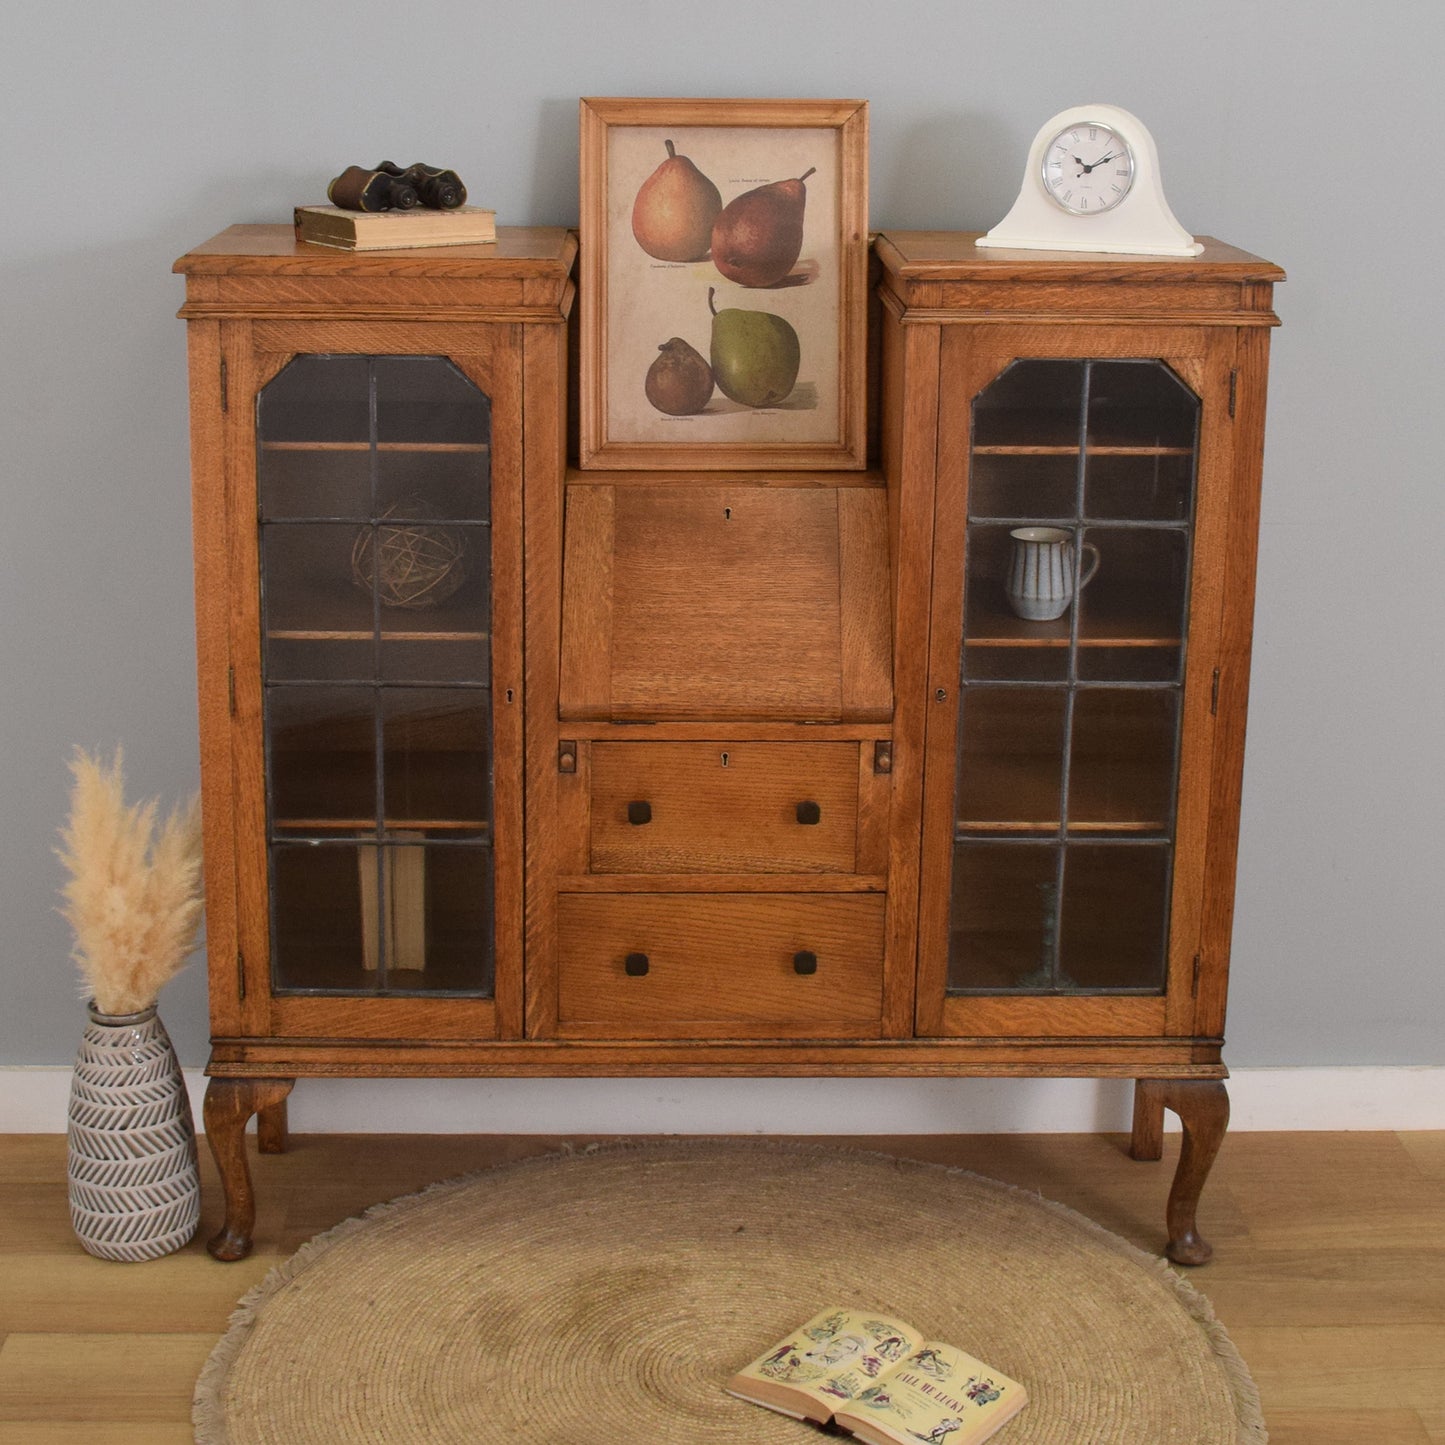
[559,483,892,722]
[590,742,858,874]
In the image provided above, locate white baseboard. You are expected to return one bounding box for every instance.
[5,1065,1442,1135]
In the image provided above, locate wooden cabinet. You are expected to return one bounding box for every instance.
[174,226,573,1258]
[175,225,1281,1267]
[876,234,1282,1263]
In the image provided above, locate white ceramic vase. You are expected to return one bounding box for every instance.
[66,1003,201,1261]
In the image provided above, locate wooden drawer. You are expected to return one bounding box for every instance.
[557,893,885,1039]
[589,742,859,874]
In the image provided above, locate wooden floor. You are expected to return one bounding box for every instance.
[1,1130,1441,1442]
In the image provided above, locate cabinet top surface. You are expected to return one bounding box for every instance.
[174,223,578,277]
[875,230,1284,283]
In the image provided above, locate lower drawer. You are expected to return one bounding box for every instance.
[556,893,885,1040]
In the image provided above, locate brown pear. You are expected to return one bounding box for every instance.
[710,167,815,287]
[631,140,723,262]
[644,337,714,415]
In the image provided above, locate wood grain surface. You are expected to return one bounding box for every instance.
[556,892,886,1038]
[587,741,860,874]
[2,1131,1438,1442]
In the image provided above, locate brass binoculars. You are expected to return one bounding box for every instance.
[327,161,467,213]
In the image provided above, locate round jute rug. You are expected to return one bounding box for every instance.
[194,1140,1266,1445]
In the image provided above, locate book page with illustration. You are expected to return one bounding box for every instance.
[833,1337,1028,1445]
[726,1307,923,1422]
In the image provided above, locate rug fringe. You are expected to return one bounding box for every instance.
[1018,1188,1269,1443]
[869,1146,1270,1444]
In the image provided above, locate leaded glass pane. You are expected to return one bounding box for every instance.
[947,359,1199,996]
[256,355,494,997]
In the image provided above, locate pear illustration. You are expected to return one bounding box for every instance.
[711,167,815,288]
[645,337,714,415]
[631,140,723,263]
[707,287,800,408]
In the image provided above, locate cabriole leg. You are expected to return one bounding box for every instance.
[1132,1077,1230,1266]
[203,1076,295,1261]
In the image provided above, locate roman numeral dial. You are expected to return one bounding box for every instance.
[1040,121,1135,215]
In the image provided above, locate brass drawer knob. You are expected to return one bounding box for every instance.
[627,800,652,826]
[795,801,822,825]
[793,950,818,975]
[624,952,650,977]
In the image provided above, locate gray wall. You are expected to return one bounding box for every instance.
[4,0,1441,1071]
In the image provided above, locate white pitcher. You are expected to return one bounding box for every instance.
[1005,527,1100,621]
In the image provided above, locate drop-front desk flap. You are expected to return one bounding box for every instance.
[558,478,893,722]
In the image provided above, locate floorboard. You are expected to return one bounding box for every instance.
[2,1130,1441,1440]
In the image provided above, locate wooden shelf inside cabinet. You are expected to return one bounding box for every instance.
[269,626,489,643]
[954,763,1170,835]
[264,582,490,643]
[260,442,491,455]
[947,932,1167,994]
[973,444,1195,457]
[956,820,1169,837]
[965,586,1181,649]
[273,819,492,837]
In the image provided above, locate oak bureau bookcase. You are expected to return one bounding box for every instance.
[174,225,1282,1263]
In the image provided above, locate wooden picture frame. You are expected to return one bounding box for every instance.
[579,97,869,470]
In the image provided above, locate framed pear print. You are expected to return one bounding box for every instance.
[579,97,869,470]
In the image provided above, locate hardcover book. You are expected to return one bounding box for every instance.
[727,1306,1028,1445]
[293,204,497,251]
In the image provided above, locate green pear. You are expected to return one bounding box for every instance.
[631,140,722,262]
[645,337,714,415]
[707,287,801,408]
[711,167,815,287]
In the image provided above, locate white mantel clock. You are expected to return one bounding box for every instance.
[979,104,1203,257]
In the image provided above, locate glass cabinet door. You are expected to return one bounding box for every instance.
[256,355,495,996]
[948,359,1199,996]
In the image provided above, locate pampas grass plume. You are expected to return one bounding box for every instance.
[57,747,204,1016]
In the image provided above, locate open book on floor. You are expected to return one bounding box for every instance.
[726,1306,1028,1445]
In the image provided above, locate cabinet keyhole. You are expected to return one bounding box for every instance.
[720,751,729,767]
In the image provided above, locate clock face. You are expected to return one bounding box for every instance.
[1040,121,1135,215]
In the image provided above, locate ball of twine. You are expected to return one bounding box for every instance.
[352,500,468,609]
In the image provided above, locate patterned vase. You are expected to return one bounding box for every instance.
[66,1002,201,1261]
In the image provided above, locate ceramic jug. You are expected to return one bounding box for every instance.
[1005,527,1101,621]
